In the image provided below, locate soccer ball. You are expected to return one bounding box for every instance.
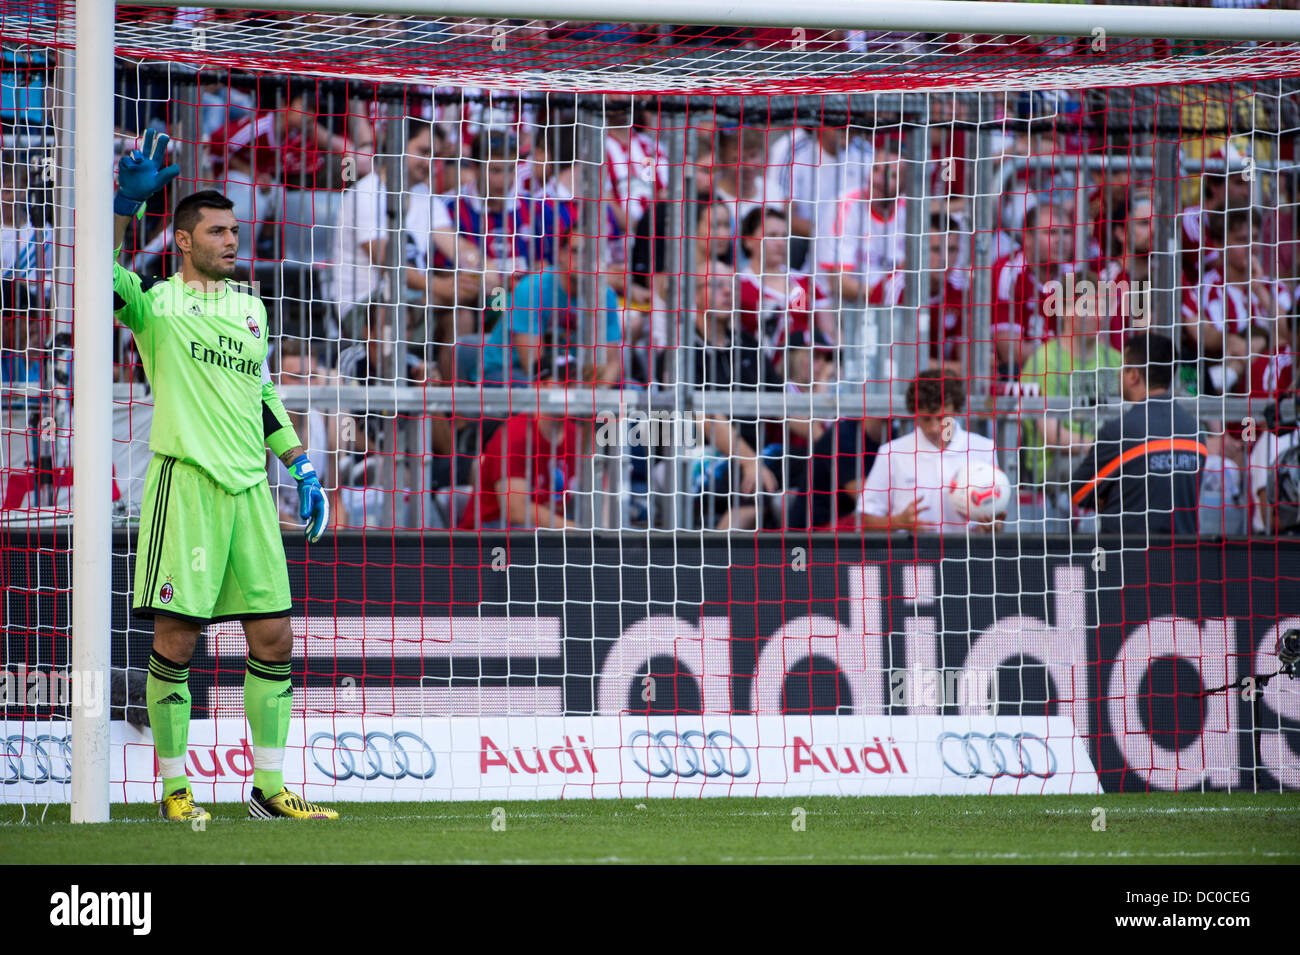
[949,462,1011,522]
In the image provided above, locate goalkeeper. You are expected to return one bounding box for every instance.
[113,130,336,821]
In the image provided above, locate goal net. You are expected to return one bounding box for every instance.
[3,3,1300,802]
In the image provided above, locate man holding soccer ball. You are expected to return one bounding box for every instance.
[857,369,1007,533]
[113,129,337,821]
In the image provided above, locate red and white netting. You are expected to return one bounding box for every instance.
[2,4,1299,803]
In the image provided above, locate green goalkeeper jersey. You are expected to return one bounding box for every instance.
[113,263,300,494]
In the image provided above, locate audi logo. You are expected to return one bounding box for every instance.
[3,734,73,784]
[307,731,437,781]
[628,729,752,779]
[937,731,1057,779]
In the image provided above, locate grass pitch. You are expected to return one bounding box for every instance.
[3,793,1299,864]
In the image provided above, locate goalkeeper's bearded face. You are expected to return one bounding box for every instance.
[178,207,240,281]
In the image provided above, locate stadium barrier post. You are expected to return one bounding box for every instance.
[575,96,602,529]
[1153,104,1181,336]
[971,94,998,438]
[902,92,929,376]
[666,108,688,531]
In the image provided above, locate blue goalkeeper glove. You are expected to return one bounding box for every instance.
[115,128,181,218]
[289,454,329,544]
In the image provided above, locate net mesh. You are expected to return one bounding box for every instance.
[1,4,1299,801]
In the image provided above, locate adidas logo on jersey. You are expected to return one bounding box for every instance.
[156,692,187,705]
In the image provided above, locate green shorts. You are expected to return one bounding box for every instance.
[133,455,292,626]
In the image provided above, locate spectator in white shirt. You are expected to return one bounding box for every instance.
[765,123,873,273]
[401,119,480,311]
[857,369,1000,533]
[335,116,387,342]
[0,167,53,309]
[1249,402,1300,534]
[820,138,903,306]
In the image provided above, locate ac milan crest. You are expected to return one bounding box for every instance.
[160,576,174,604]
[246,315,260,338]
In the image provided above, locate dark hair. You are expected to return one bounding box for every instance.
[907,368,965,415]
[1124,332,1174,392]
[174,190,234,235]
[535,346,576,384]
[740,204,784,239]
[405,118,432,145]
[1023,201,1068,231]
[285,78,316,108]
[1224,206,1262,239]
[472,129,516,163]
[536,123,575,166]
[688,192,723,234]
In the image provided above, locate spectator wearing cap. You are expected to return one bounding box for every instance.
[857,369,1001,534]
[457,347,581,529]
[1071,333,1208,539]
[468,230,622,387]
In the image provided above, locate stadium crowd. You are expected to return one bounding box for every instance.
[3,11,1300,536]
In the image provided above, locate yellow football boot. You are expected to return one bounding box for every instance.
[247,787,339,820]
[159,788,211,822]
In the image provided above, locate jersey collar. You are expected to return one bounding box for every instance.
[174,274,229,302]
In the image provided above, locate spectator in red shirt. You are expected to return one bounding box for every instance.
[990,200,1075,382]
[735,206,826,363]
[819,138,903,307]
[1098,193,1154,353]
[868,213,969,374]
[1181,207,1292,395]
[1181,159,1255,283]
[205,80,360,266]
[458,348,581,530]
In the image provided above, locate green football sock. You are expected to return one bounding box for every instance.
[245,656,292,796]
[147,650,192,798]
